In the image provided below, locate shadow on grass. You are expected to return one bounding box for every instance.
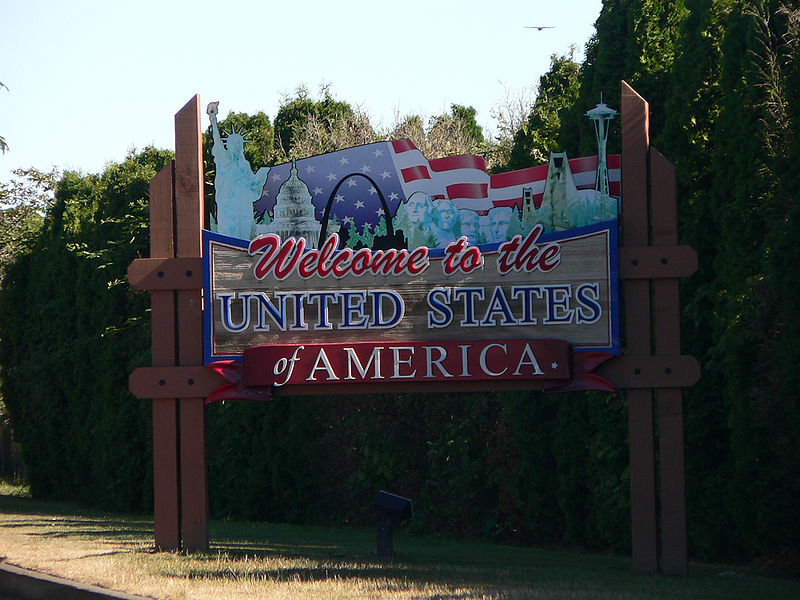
[0,493,154,549]
[173,564,470,584]
[2,491,799,600]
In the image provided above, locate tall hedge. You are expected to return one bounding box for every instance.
[205,391,630,552]
[556,0,800,564]
[0,148,172,510]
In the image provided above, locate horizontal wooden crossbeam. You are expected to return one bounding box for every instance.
[598,355,701,388]
[618,246,697,279]
[127,257,204,290]
[130,366,225,399]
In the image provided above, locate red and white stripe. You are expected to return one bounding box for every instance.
[390,139,621,215]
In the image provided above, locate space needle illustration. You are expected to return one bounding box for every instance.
[585,94,618,196]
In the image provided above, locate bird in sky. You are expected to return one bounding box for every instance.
[525,26,555,30]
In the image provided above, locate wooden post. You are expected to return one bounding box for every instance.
[620,82,691,574]
[651,149,688,575]
[173,95,209,553]
[621,81,659,574]
[149,163,181,551]
[131,96,213,552]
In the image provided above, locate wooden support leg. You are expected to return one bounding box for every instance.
[621,81,661,574]
[658,389,688,575]
[628,388,658,573]
[179,398,208,553]
[148,164,180,551]
[152,398,180,551]
[651,149,688,574]
[174,96,209,553]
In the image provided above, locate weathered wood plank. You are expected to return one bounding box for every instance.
[173,95,209,553]
[598,355,700,388]
[127,257,203,290]
[651,148,688,575]
[149,164,175,260]
[129,366,226,398]
[147,161,180,551]
[621,80,658,574]
[618,246,697,279]
[152,399,179,550]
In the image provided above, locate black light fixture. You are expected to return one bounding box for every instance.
[373,491,413,559]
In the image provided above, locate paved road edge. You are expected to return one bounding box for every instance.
[0,562,151,600]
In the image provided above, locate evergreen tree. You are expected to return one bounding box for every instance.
[0,148,172,510]
[708,0,800,560]
[657,0,733,560]
[560,0,686,155]
[507,51,581,169]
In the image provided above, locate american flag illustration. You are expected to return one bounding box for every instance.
[253,140,620,235]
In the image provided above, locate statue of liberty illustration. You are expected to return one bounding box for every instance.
[207,102,270,240]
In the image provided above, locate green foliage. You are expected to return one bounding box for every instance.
[560,0,687,156]
[391,104,489,163]
[204,388,631,552]
[705,0,800,561]
[553,0,800,566]
[207,397,323,522]
[0,168,56,266]
[0,147,172,511]
[426,104,487,154]
[273,85,355,159]
[448,104,484,144]
[507,52,581,169]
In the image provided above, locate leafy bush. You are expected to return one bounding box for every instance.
[0,148,172,511]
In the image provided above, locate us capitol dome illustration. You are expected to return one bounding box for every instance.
[262,159,323,246]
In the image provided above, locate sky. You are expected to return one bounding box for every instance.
[0,0,603,183]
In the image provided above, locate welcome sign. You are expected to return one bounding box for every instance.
[202,102,620,392]
[129,87,697,564]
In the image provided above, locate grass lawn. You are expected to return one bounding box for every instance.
[0,484,796,599]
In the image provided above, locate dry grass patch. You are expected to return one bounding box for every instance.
[0,486,797,600]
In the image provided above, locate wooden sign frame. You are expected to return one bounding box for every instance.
[128,82,699,575]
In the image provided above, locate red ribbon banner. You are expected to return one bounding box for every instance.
[205,340,616,403]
